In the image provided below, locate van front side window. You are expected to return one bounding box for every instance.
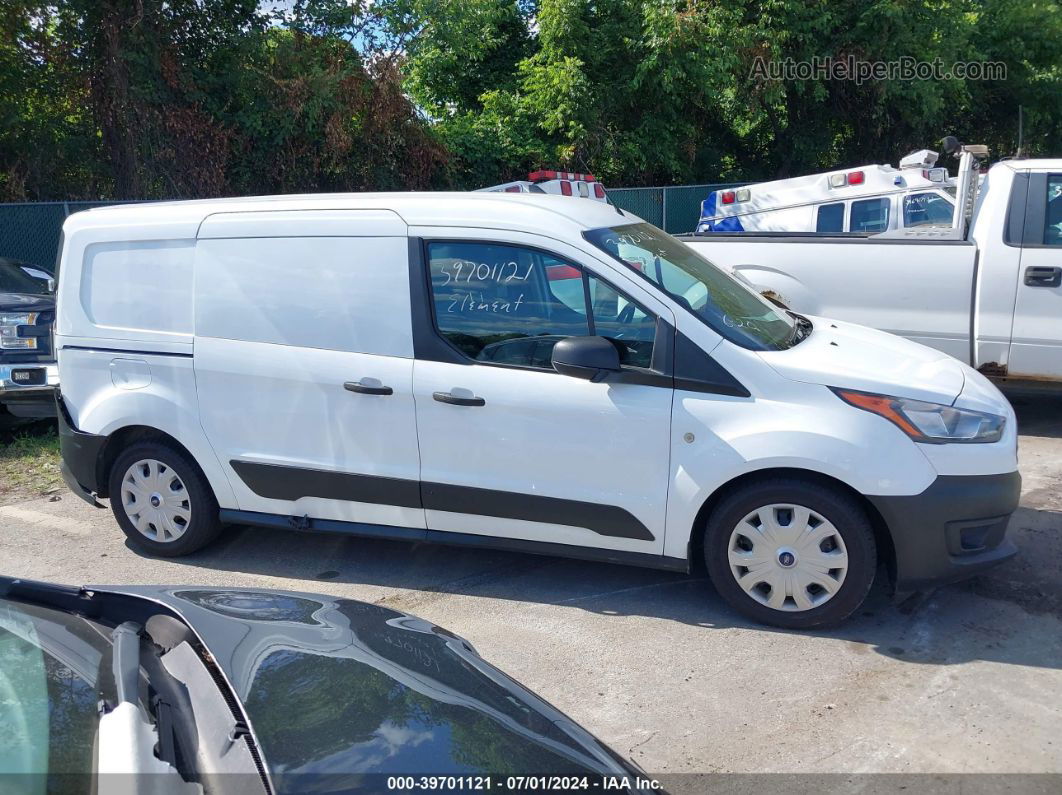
[427,242,656,369]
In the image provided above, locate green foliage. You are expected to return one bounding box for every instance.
[0,0,1058,198]
[408,0,1061,185]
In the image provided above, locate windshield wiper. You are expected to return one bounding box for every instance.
[785,312,813,347]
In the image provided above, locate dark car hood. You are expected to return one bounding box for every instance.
[96,585,637,790]
[0,291,54,313]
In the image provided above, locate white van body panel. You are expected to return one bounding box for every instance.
[660,313,946,559]
[191,210,423,528]
[56,346,238,508]
[407,226,676,554]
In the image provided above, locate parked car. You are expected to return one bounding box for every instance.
[682,146,1062,386]
[0,575,648,792]
[54,193,1019,628]
[0,257,58,427]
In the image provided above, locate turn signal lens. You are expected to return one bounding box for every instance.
[832,388,1005,444]
[0,312,39,350]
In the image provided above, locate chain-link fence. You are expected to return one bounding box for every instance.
[608,183,744,233]
[0,185,742,269]
[0,200,143,270]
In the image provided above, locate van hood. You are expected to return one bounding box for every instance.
[757,316,965,404]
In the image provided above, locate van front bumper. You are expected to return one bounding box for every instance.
[867,471,1021,594]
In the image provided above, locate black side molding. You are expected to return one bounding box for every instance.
[60,345,193,358]
[228,460,655,541]
[420,481,654,541]
[230,460,423,509]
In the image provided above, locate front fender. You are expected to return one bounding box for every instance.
[662,389,938,559]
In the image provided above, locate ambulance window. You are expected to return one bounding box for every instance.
[849,198,890,233]
[816,203,845,233]
[903,193,954,228]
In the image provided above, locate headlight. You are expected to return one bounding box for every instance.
[833,388,1005,444]
[0,312,39,350]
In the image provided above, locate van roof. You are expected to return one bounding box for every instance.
[64,192,639,239]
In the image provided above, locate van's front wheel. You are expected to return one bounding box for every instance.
[108,441,223,557]
[704,479,876,629]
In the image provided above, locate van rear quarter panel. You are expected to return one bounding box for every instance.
[56,211,236,507]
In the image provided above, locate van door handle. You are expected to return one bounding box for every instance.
[344,380,393,396]
[433,391,485,407]
[1024,266,1062,287]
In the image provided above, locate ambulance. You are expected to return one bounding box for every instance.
[697,149,957,234]
[478,170,609,202]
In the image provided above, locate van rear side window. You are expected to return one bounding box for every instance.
[194,236,412,356]
[80,241,193,333]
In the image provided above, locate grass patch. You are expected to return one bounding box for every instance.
[0,423,63,505]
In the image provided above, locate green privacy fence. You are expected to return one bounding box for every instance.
[0,184,742,270]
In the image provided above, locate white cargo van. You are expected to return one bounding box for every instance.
[55,194,1020,628]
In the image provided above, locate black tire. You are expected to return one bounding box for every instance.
[107,440,223,557]
[703,478,877,629]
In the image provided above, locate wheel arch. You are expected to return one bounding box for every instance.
[98,425,206,500]
[687,467,895,584]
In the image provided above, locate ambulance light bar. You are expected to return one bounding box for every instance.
[921,167,947,182]
[720,187,752,206]
[828,171,865,188]
[528,170,597,183]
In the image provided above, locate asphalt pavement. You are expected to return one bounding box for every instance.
[1,390,1060,779]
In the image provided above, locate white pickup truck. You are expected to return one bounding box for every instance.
[681,148,1062,385]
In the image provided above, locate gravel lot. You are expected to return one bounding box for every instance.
[1,390,1060,783]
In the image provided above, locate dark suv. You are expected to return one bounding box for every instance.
[0,257,57,427]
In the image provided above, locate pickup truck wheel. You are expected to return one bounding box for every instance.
[108,442,222,557]
[704,478,876,629]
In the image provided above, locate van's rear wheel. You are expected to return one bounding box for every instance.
[108,441,222,557]
[704,478,876,629]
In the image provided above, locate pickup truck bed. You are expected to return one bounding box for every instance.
[680,160,1062,385]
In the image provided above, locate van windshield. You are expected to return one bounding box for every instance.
[583,223,799,350]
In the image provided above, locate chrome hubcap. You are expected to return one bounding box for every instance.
[120,459,191,543]
[727,503,848,612]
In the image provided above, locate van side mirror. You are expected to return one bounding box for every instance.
[551,336,622,382]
